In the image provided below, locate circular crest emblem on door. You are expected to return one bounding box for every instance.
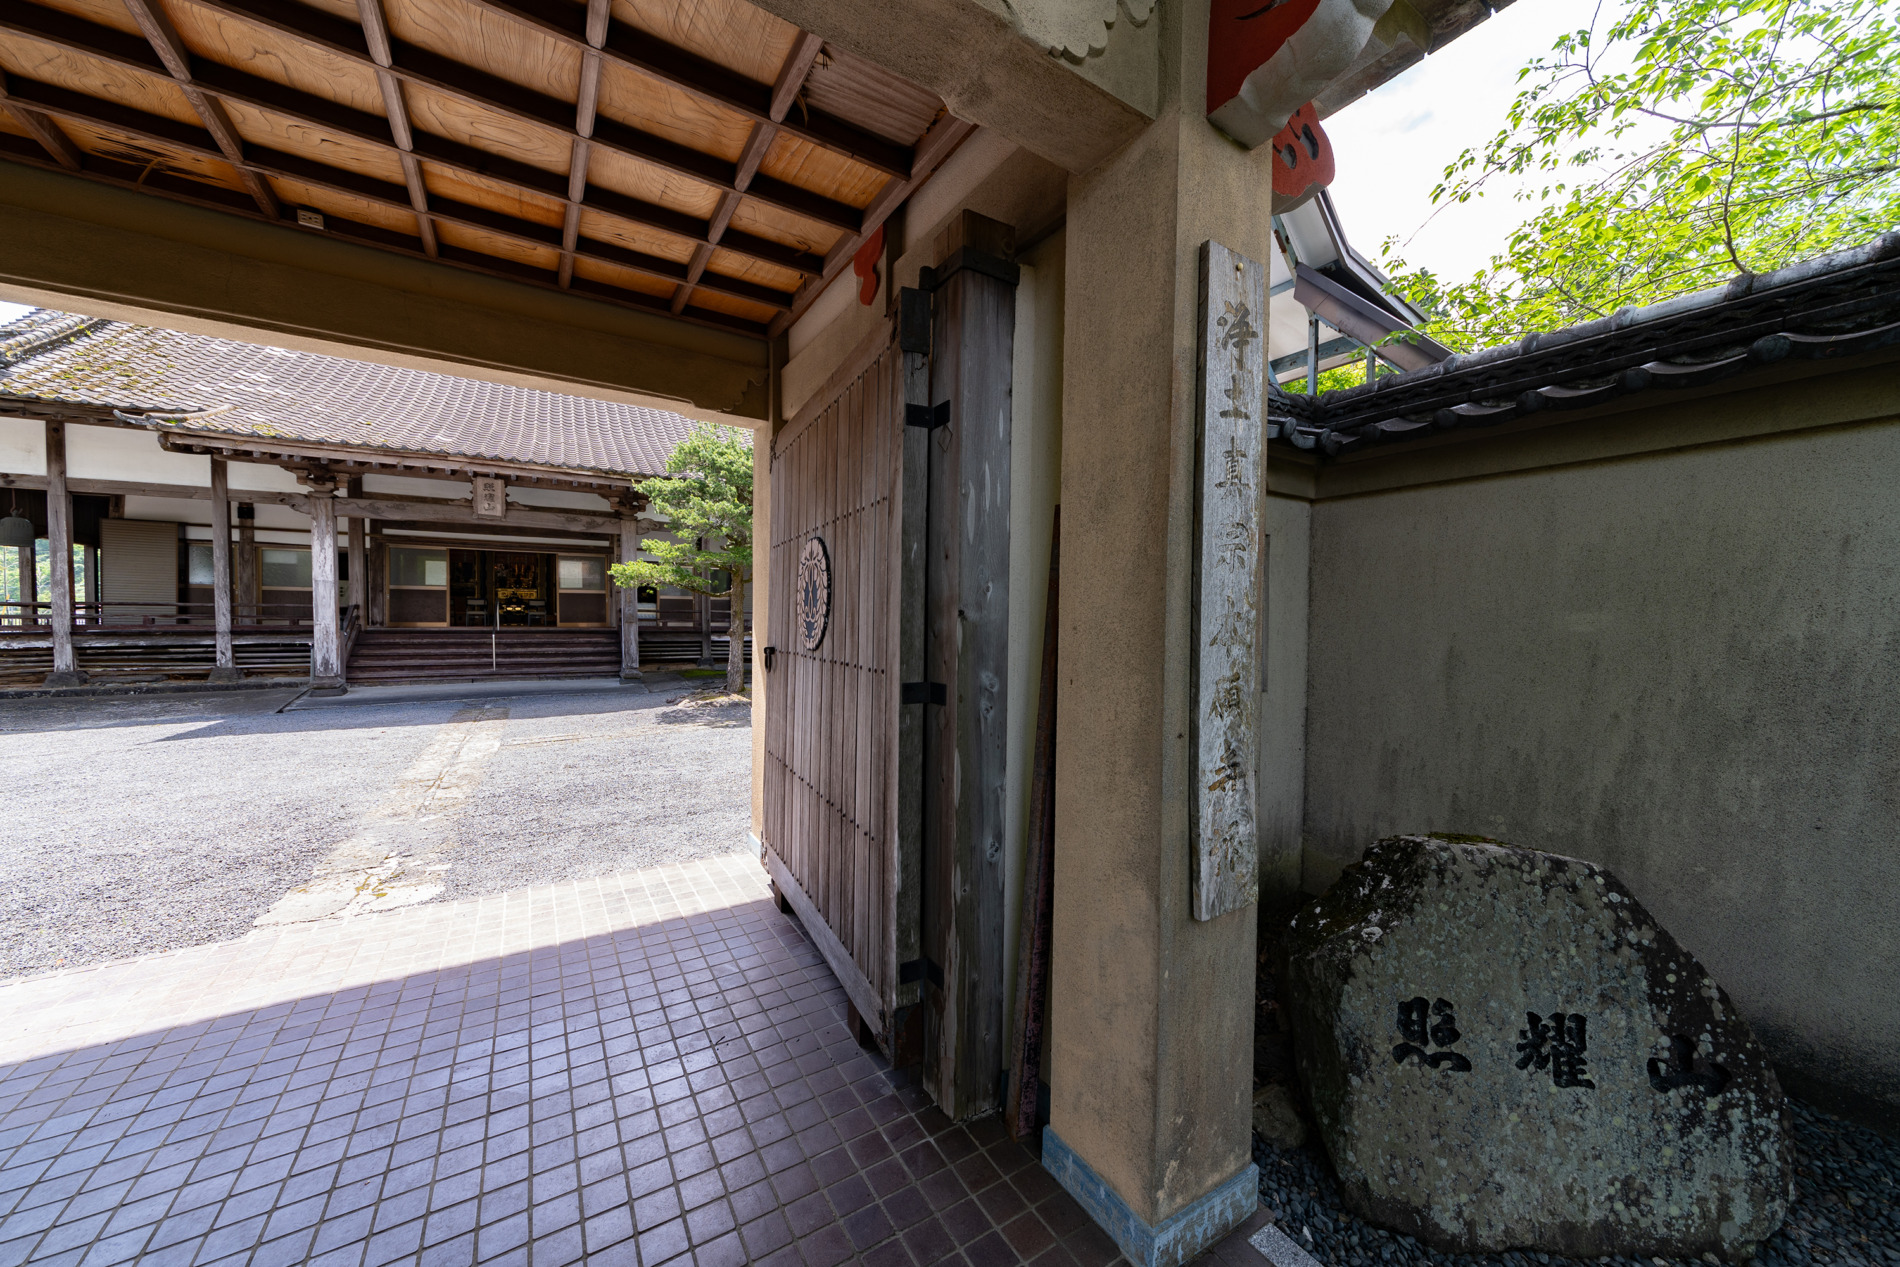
[796,536,831,652]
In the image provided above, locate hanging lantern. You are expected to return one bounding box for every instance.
[0,491,33,548]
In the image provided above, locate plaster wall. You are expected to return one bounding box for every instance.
[1302,402,1900,1125]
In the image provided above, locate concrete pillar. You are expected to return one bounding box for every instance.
[307,484,345,694]
[618,510,642,680]
[208,459,240,683]
[235,504,257,622]
[42,421,85,686]
[1041,2,1277,1261]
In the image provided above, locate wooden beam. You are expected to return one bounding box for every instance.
[42,420,85,684]
[559,0,610,290]
[0,74,797,310]
[373,519,611,543]
[178,0,863,233]
[457,0,909,178]
[0,76,82,170]
[769,114,977,338]
[0,5,826,281]
[673,31,822,315]
[355,0,437,257]
[120,0,280,221]
[145,432,639,491]
[342,497,622,535]
[208,457,239,679]
[0,471,312,510]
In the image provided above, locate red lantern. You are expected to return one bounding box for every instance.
[1270,102,1334,212]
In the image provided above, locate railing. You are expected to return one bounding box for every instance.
[1,600,324,628]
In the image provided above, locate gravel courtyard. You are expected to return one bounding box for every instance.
[0,681,754,982]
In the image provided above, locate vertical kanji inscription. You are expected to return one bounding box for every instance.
[1192,240,1266,921]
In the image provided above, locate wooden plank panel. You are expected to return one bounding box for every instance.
[725,197,841,259]
[31,0,145,38]
[165,0,386,114]
[758,130,885,212]
[422,160,565,225]
[584,144,719,218]
[0,37,199,125]
[607,0,795,87]
[222,97,405,182]
[569,254,675,297]
[595,57,750,164]
[579,205,696,263]
[686,290,776,325]
[384,0,580,102]
[434,218,558,269]
[401,80,568,173]
[55,114,247,188]
[704,246,800,295]
[801,44,942,146]
[269,175,418,233]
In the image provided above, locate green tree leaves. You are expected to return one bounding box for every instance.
[1386,0,1899,352]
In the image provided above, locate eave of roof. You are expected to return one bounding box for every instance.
[1271,231,1900,459]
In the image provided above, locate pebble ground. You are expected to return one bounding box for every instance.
[0,682,752,981]
[1256,1097,1898,1267]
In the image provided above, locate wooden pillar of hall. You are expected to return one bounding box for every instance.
[618,507,642,680]
[43,421,85,686]
[16,542,36,627]
[235,504,257,622]
[208,458,241,683]
[347,516,368,613]
[307,480,345,694]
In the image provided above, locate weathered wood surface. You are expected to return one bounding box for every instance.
[0,473,310,510]
[307,487,343,688]
[209,458,236,674]
[1191,240,1265,922]
[1007,509,1059,1141]
[347,514,369,613]
[764,339,900,1036]
[894,288,929,1022]
[339,497,620,535]
[42,421,81,683]
[618,512,641,679]
[924,212,1016,1121]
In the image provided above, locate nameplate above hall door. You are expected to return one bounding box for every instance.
[761,211,1018,1124]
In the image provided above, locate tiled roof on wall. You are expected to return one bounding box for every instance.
[0,310,740,478]
[1273,231,1900,458]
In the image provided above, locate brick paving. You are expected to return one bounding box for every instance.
[0,854,1271,1267]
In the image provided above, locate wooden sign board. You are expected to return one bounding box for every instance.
[473,476,507,519]
[1192,240,1265,922]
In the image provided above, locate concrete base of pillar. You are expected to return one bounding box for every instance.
[207,666,245,684]
[620,668,644,682]
[1041,1128,1258,1267]
[42,670,89,687]
[308,679,348,697]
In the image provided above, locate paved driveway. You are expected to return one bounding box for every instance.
[0,684,752,980]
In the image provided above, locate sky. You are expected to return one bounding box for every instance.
[1324,0,1614,286]
[0,3,1600,328]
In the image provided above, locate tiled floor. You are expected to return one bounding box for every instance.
[0,854,1271,1267]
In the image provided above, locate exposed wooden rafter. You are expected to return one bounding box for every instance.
[119,0,280,220]
[0,76,82,170]
[0,4,826,285]
[355,0,437,257]
[674,30,823,315]
[767,112,978,338]
[558,0,611,290]
[180,0,865,232]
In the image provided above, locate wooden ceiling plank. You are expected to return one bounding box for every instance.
[0,1,824,278]
[558,0,610,289]
[0,76,84,169]
[356,0,438,256]
[118,0,279,218]
[672,28,817,314]
[463,0,908,178]
[767,112,975,338]
[183,0,862,232]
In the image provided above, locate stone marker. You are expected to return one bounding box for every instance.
[1284,835,1791,1259]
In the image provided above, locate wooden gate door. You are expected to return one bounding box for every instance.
[762,338,916,1050]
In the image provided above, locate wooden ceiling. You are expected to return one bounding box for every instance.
[0,0,974,339]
